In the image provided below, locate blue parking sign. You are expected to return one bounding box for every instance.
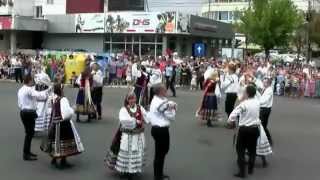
[193,43,205,57]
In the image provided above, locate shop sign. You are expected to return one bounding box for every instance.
[105,12,177,33]
[75,13,104,33]
[0,17,12,30]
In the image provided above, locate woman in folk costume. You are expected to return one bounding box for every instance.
[41,84,84,169]
[105,92,149,180]
[134,65,149,107]
[75,69,96,122]
[34,67,53,133]
[197,68,221,127]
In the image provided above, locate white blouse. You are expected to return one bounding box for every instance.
[119,105,149,129]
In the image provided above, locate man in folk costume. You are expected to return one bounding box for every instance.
[221,63,239,118]
[34,67,53,133]
[91,62,104,120]
[18,75,49,161]
[228,85,260,178]
[149,84,177,180]
[197,68,221,127]
[258,77,274,167]
[75,69,96,122]
[134,65,149,107]
[105,92,149,180]
[41,84,84,168]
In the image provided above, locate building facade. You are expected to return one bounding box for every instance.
[0,0,234,57]
[201,0,320,24]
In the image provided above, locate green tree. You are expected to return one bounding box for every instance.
[239,0,303,58]
[310,12,320,47]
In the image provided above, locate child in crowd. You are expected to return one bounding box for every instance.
[190,71,197,91]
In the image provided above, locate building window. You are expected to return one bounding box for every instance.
[34,6,43,18]
[219,11,228,21]
[47,0,54,4]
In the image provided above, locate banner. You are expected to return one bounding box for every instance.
[75,13,104,33]
[0,17,12,30]
[176,12,190,34]
[105,12,177,33]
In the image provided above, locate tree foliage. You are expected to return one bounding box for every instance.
[239,0,303,56]
[310,12,320,47]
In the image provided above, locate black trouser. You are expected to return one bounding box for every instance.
[236,126,259,176]
[20,110,37,156]
[15,68,23,83]
[151,126,170,179]
[92,87,103,116]
[260,107,272,144]
[197,76,204,90]
[225,93,238,117]
[166,76,176,96]
[149,87,155,104]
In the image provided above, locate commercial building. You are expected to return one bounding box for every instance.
[0,0,234,57]
[201,0,320,24]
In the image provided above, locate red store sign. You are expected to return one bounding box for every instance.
[0,17,12,30]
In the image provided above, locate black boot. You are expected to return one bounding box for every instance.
[76,113,80,122]
[207,120,214,127]
[60,158,73,168]
[261,156,268,168]
[235,160,246,178]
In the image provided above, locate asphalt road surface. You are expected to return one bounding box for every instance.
[0,82,319,180]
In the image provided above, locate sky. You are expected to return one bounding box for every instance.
[147,0,204,15]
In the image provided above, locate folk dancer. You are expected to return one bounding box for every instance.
[164,61,176,97]
[197,68,221,127]
[34,68,53,133]
[91,63,104,120]
[149,84,177,180]
[75,70,96,122]
[258,77,274,167]
[227,85,260,178]
[149,63,163,104]
[134,66,149,107]
[221,64,239,118]
[18,75,49,161]
[41,84,84,168]
[105,92,149,180]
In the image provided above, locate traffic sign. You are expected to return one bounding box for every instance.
[193,43,205,57]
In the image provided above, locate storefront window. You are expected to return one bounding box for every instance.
[133,35,140,43]
[112,43,125,53]
[141,44,154,56]
[156,35,162,43]
[141,35,155,43]
[112,34,125,42]
[156,45,163,56]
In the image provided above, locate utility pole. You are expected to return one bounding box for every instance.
[306,0,312,62]
[208,0,211,19]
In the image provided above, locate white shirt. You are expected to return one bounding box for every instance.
[131,63,140,79]
[260,86,273,108]
[18,85,48,110]
[119,105,149,129]
[59,96,74,120]
[92,70,104,87]
[228,98,261,127]
[148,96,174,127]
[149,68,162,87]
[221,73,239,93]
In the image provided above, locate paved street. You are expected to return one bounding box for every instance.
[0,82,320,180]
